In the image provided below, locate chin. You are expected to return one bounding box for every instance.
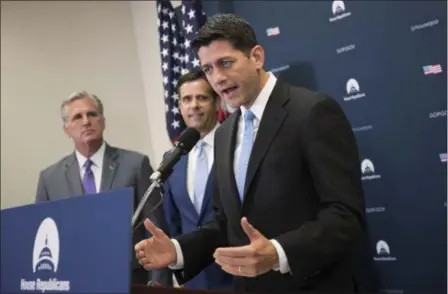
[226,100,243,109]
[189,122,202,129]
[82,136,99,144]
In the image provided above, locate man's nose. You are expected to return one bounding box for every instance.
[212,68,227,86]
[191,98,200,108]
[81,115,91,125]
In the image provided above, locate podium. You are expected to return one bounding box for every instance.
[1,188,241,294]
[1,188,134,294]
[131,284,240,294]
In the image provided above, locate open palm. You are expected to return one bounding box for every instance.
[135,219,177,270]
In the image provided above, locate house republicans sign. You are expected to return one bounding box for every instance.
[20,217,71,292]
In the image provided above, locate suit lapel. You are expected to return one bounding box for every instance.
[64,154,84,197]
[221,111,242,210]
[100,145,119,192]
[197,168,214,223]
[243,81,289,198]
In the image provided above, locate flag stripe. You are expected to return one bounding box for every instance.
[423,64,443,75]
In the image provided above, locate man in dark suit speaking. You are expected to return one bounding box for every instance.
[35,91,172,287]
[135,14,366,293]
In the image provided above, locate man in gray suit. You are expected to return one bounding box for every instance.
[35,91,172,287]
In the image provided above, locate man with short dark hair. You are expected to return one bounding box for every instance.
[162,69,233,290]
[136,14,366,293]
[35,91,172,287]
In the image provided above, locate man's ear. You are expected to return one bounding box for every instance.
[250,45,265,70]
[101,116,106,130]
[63,123,71,138]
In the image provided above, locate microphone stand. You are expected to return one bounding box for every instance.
[132,128,199,227]
[131,171,163,227]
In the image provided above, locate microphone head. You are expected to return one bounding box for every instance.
[175,127,200,154]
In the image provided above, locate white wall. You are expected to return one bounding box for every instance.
[1,1,165,209]
[129,1,175,168]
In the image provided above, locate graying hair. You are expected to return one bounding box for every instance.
[61,91,104,123]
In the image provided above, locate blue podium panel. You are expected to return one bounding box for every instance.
[1,187,133,294]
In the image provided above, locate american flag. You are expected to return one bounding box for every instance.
[422,64,443,75]
[156,0,230,143]
[266,26,280,37]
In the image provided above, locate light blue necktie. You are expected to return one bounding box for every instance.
[236,110,255,201]
[193,141,208,213]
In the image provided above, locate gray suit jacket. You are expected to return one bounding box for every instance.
[35,143,172,286]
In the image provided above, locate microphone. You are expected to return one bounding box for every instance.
[132,127,200,227]
[151,127,201,183]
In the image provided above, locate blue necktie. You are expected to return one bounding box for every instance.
[82,159,97,195]
[193,141,208,213]
[236,110,255,201]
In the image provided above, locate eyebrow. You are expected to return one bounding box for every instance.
[201,56,234,67]
[181,93,210,99]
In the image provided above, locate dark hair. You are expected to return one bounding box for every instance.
[192,14,258,55]
[176,68,218,99]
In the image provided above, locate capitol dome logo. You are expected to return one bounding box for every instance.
[346,78,360,94]
[329,0,351,22]
[32,218,60,273]
[376,240,390,255]
[361,159,375,174]
[20,217,70,292]
[373,240,397,262]
[361,159,381,181]
[332,0,346,15]
[343,78,366,101]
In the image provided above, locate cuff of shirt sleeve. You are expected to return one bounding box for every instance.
[168,239,184,270]
[270,239,291,274]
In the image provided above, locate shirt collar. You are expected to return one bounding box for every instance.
[197,122,220,149]
[240,72,277,121]
[75,141,106,169]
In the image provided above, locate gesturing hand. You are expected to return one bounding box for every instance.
[134,219,177,270]
[213,217,279,277]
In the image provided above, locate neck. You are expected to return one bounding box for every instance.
[243,71,270,109]
[199,120,217,139]
[75,139,103,158]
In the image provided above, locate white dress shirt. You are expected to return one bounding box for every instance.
[75,141,106,193]
[170,73,291,274]
[186,123,219,204]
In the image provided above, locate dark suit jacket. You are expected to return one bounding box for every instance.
[162,153,233,290]
[35,143,172,286]
[173,80,366,293]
